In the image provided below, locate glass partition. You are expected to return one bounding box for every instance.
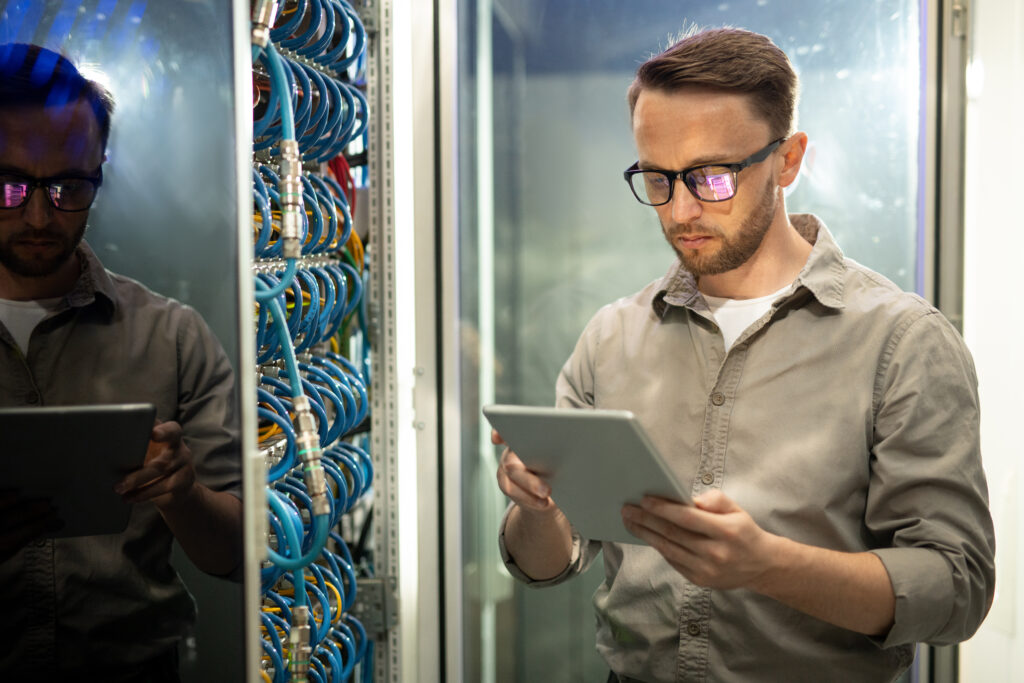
[456,1,923,680]
[0,2,244,679]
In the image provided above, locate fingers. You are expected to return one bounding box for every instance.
[115,424,195,505]
[150,420,183,445]
[114,451,181,498]
[496,447,554,512]
[622,501,705,546]
[119,466,192,504]
[490,429,505,446]
[637,492,738,538]
[692,489,736,513]
[623,492,771,590]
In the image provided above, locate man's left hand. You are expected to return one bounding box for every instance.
[622,489,778,591]
[114,421,197,510]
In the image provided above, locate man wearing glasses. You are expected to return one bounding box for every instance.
[0,44,241,680]
[496,28,994,682]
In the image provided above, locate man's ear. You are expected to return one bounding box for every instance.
[777,132,808,188]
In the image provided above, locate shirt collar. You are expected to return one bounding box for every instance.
[652,213,847,318]
[64,240,119,316]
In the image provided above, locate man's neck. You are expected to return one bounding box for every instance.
[697,216,813,300]
[0,254,80,302]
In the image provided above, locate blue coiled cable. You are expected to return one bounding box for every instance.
[260,406,298,482]
[279,0,323,51]
[269,0,307,42]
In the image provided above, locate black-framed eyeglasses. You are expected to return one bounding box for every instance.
[624,138,784,205]
[0,169,103,212]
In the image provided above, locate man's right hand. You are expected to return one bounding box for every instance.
[493,429,559,514]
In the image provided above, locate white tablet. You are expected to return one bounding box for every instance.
[483,404,690,544]
[0,403,157,538]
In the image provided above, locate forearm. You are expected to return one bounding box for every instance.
[504,504,574,581]
[157,484,243,577]
[752,534,895,636]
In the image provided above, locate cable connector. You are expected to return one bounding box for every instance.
[288,605,312,681]
[292,396,331,517]
[251,0,279,50]
[278,140,304,259]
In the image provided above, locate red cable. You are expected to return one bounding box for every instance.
[327,155,356,215]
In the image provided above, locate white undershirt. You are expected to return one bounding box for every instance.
[702,284,793,351]
[0,296,63,353]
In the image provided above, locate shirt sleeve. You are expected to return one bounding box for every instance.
[497,311,606,586]
[866,310,995,647]
[175,305,242,498]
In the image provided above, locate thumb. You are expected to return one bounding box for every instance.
[150,420,183,444]
[692,488,735,513]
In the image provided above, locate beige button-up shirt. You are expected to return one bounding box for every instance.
[500,215,995,683]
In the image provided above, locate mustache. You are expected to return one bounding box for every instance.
[8,229,69,242]
[664,222,725,239]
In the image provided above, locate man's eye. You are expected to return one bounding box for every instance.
[53,179,88,192]
[0,178,29,206]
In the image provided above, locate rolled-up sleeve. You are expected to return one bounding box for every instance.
[867,310,995,647]
[498,503,594,586]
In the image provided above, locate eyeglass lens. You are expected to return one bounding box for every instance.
[0,176,96,211]
[632,166,737,205]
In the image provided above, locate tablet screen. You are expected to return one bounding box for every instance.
[0,403,156,537]
[483,404,690,544]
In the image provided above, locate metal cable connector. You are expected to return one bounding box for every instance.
[278,140,304,259]
[251,0,279,49]
[289,605,312,681]
[292,396,331,517]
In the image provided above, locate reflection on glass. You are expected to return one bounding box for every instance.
[0,2,243,680]
[458,1,921,680]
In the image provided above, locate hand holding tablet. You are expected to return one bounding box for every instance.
[484,404,690,544]
[0,403,157,540]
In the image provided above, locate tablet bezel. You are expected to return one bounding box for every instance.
[0,403,157,538]
[483,404,691,544]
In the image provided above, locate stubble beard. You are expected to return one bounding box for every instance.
[665,178,778,277]
[0,223,87,278]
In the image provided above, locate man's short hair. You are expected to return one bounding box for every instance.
[627,27,799,140]
[0,43,115,150]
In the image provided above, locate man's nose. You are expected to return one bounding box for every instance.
[670,178,703,224]
[21,187,54,228]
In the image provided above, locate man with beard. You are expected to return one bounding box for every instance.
[494,28,994,682]
[0,44,241,681]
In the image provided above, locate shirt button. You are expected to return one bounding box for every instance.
[710,392,725,406]
[687,621,701,637]
[25,391,40,404]
[701,472,715,485]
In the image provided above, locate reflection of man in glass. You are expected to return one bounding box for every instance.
[0,44,242,681]
[495,28,994,681]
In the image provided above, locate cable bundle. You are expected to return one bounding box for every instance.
[250,2,374,681]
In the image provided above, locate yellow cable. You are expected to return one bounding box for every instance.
[258,424,283,441]
[322,579,343,623]
[345,228,364,270]
[261,671,272,683]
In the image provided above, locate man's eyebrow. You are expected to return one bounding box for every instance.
[638,152,741,170]
[0,164,99,177]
